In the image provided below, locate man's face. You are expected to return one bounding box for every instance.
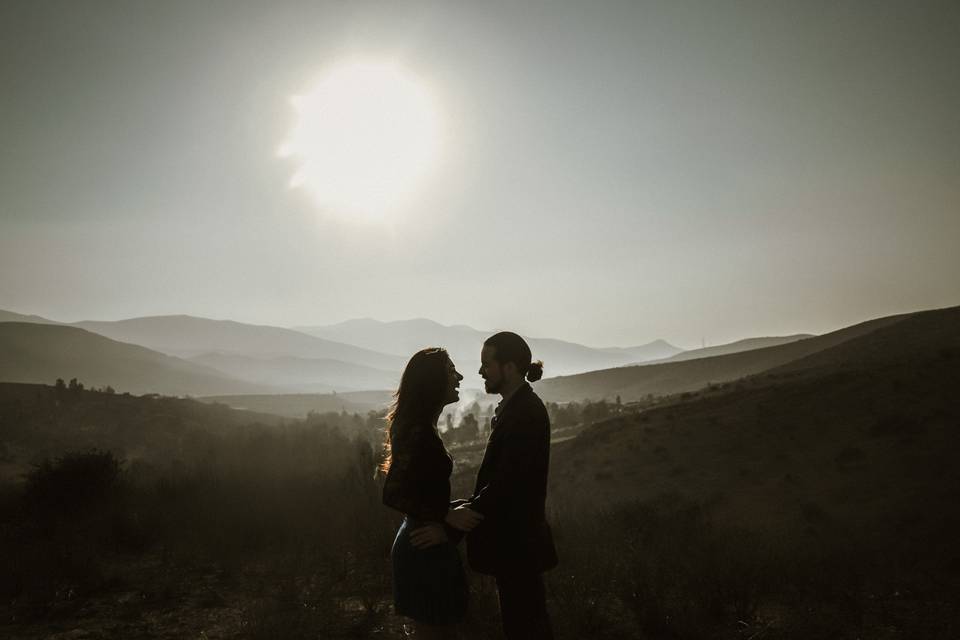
[479,345,504,394]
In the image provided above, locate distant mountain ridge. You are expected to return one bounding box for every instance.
[4,310,684,389]
[537,310,918,403]
[295,317,683,380]
[2,309,685,389]
[9,306,944,400]
[187,353,399,393]
[73,315,404,370]
[0,322,269,396]
[642,334,813,365]
[602,339,685,362]
[0,310,58,325]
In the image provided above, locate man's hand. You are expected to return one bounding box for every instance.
[445,505,484,532]
[409,523,448,549]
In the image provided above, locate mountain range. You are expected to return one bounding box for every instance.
[295,318,684,378]
[1,310,691,394]
[536,312,912,403]
[3,306,919,402]
[0,323,268,396]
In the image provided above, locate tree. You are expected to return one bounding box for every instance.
[54,378,66,392]
[457,414,479,443]
[466,401,481,419]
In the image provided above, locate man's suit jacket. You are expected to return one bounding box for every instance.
[465,383,558,575]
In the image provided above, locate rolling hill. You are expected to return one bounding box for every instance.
[0,310,58,324]
[548,305,960,530]
[73,315,404,370]
[296,317,683,379]
[0,322,269,396]
[0,381,289,481]
[188,352,399,393]
[640,334,813,365]
[536,310,915,403]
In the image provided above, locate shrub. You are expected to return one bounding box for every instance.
[23,449,122,515]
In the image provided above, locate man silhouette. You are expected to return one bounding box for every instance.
[453,331,558,639]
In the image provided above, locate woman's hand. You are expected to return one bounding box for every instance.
[409,523,448,549]
[445,505,484,532]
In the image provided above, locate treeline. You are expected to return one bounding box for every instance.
[440,397,631,446]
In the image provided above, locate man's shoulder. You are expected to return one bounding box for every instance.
[504,385,549,426]
[519,384,548,410]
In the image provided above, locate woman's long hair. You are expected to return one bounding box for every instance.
[380,347,450,473]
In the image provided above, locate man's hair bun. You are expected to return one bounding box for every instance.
[526,360,544,382]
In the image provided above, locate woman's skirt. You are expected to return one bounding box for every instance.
[391,517,468,625]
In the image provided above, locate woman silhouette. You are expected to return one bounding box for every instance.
[381,347,483,639]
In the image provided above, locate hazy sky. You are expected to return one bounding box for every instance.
[2,0,958,348]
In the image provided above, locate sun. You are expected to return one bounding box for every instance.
[278,60,442,219]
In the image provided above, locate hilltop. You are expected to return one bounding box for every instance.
[536,310,915,403]
[187,353,399,393]
[548,305,960,533]
[642,334,812,365]
[73,315,404,369]
[0,323,268,396]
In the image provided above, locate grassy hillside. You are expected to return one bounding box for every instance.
[0,382,284,480]
[549,305,960,530]
[0,323,269,396]
[536,310,915,403]
[772,305,960,375]
[643,334,813,365]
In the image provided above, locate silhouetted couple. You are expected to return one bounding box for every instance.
[382,332,557,639]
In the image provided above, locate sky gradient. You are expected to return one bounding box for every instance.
[1,0,958,348]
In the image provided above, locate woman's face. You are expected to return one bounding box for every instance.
[443,357,464,405]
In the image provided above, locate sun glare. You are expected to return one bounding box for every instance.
[278,60,442,219]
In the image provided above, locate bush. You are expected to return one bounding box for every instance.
[23,449,122,515]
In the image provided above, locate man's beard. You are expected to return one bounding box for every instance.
[484,377,502,394]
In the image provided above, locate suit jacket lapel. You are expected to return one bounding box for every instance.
[486,383,531,443]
